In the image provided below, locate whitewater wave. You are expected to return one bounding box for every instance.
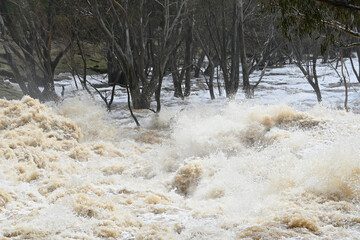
[1,96,360,239]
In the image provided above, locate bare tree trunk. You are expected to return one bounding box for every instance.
[126,64,145,109]
[194,51,205,78]
[350,47,360,83]
[229,0,240,98]
[207,62,215,100]
[312,54,322,102]
[155,67,163,112]
[238,0,251,98]
[184,19,193,97]
[217,66,222,96]
[170,53,184,99]
[341,56,349,111]
[220,0,230,97]
[290,42,322,103]
[126,83,140,127]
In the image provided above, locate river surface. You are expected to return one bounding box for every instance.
[1,62,360,239]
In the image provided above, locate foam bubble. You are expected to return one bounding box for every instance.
[2,97,360,239]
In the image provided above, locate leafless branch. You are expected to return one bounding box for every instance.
[315,0,360,11]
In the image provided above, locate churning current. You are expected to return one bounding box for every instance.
[1,94,360,239]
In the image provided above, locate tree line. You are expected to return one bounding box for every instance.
[0,0,359,114]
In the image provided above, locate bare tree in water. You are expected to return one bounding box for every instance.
[0,0,72,101]
[286,37,322,102]
[85,0,187,112]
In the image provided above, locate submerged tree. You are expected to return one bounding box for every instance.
[267,0,360,103]
[288,37,322,102]
[0,0,72,101]
[84,0,187,111]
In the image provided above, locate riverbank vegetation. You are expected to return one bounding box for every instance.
[0,0,359,116]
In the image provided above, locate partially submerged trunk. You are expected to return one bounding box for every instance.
[184,21,193,97]
[292,45,322,103]
[170,53,184,99]
[194,52,205,78]
[228,0,240,98]
[238,0,251,98]
[206,62,216,100]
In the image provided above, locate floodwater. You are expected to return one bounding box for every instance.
[1,90,360,239]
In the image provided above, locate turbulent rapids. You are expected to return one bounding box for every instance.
[1,96,360,239]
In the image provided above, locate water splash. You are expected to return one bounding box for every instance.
[1,97,360,239]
